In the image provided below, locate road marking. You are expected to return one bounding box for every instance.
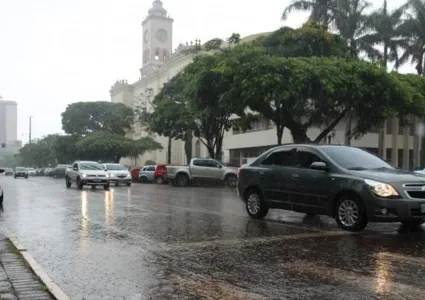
[378,252,425,265]
[164,231,351,251]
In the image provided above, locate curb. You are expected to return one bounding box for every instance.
[8,236,71,300]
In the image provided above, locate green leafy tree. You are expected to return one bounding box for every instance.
[184,54,246,159]
[76,132,162,163]
[61,101,134,136]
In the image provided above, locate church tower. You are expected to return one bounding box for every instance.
[141,0,173,75]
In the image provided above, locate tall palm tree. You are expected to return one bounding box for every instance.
[361,0,405,159]
[282,0,338,26]
[397,0,425,75]
[397,0,425,166]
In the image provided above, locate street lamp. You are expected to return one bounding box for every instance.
[29,116,33,144]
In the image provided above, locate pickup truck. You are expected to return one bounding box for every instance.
[65,160,110,190]
[166,158,238,187]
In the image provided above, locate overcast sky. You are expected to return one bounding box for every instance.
[0,0,413,142]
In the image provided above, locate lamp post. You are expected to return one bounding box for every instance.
[29,116,33,144]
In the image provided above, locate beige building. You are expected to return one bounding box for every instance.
[0,98,18,148]
[110,0,420,169]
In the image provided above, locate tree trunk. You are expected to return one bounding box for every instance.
[378,44,388,159]
[184,130,193,163]
[276,125,284,145]
[289,126,310,143]
[344,113,352,146]
[215,136,223,161]
[167,136,172,164]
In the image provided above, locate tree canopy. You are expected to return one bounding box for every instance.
[61,101,134,136]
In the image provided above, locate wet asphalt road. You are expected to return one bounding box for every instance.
[0,176,425,300]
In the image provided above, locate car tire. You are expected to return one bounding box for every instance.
[14,176,16,179]
[25,176,28,179]
[224,174,238,187]
[0,193,3,205]
[140,177,148,183]
[245,188,269,219]
[401,219,425,227]
[176,173,189,187]
[126,182,131,187]
[65,177,71,188]
[334,193,368,232]
[115,182,119,186]
[155,176,164,184]
[77,177,84,190]
[103,184,110,190]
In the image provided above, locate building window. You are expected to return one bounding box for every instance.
[409,121,415,136]
[386,121,392,134]
[163,49,168,60]
[232,116,274,135]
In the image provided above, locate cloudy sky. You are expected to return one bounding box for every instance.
[0,0,413,142]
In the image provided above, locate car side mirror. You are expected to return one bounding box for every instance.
[73,167,78,171]
[0,169,4,174]
[217,164,222,168]
[309,161,328,171]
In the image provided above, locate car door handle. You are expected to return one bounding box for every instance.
[259,171,265,177]
[292,174,299,180]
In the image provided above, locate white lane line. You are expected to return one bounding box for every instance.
[163,231,351,251]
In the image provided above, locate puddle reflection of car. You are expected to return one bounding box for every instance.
[238,144,425,232]
[14,167,28,179]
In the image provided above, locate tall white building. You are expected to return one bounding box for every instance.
[110,0,419,169]
[0,99,18,148]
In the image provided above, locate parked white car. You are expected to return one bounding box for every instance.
[102,163,132,186]
[26,168,37,176]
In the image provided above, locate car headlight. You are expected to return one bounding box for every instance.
[109,173,114,177]
[81,173,87,178]
[364,179,399,197]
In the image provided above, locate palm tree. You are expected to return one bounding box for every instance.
[397,0,425,75]
[397,0,425,166]
[282,0,338,26]
[361,0,405,159]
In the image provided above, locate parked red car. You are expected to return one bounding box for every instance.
[130,166,143,181]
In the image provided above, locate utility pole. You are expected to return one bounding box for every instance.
[29,116,33,144]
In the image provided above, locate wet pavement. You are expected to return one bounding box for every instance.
[0,176,424,299]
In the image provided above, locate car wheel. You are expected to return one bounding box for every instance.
[140,177,148,183]
[77,177,84,190]
[334,193,368,232]
[14,176,16,179]
[401,219,425,227]
[155,176,164,184]
[245,188,269,219]
[25,176,28,179]
[65,177,71,188]
[176,173,189,187]
[126,182,131,187]
[103,184,110,190]
[225,174,238,187]
[114,182,119,186]
[0,193,3,205]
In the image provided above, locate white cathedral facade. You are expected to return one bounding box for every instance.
[110,0,419,168]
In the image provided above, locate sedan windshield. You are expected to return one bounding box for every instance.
[104,164,127,170]
[79,163,104,171]
[321,146,394,170]
[16,167,26,171]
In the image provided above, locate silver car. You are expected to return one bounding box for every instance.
[103,163,132,186]
[139,165,156,183]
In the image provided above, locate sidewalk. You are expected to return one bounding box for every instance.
[0,234,54,300]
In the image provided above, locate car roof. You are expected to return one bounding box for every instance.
[76,161,100,164]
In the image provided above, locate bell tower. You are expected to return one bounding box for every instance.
[141,0,173,75]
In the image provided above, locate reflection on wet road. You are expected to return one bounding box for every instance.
[1,177,425,299]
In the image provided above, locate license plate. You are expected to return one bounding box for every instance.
[421,204,425,213]
[93,179,101,183]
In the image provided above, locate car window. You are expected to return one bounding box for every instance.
[73,163,78,169]
[321,146,394,170]
[79,162,104,170]
[295,151,323,168]
[105,164,126,170]
[261,149,297,167]
[16,167,26,171]
[205,160,220,168]
[147,166,156,171]
[193,160,205,166]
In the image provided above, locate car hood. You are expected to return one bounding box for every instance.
[350,168,425,184]
[80,170,108,175]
